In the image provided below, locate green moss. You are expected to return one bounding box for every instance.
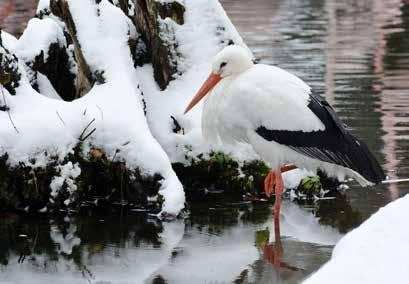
[296,175,322,196]
[173,151,271,203]
[0,49,22,95]
[255,227,270,248]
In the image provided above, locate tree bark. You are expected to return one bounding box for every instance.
[50,0,94,98]
[134,0,185,90]
[29,42,76,101]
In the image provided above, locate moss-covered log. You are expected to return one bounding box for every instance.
[0,146,162,213]
[0,148,275,213]
[173,152,271,203]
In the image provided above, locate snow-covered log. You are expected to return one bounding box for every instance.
[0,0,186,216]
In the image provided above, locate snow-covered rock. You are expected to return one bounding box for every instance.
[304,194,409,284]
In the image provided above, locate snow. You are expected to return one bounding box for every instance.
[36,73,62,100]
[304,194,409,284]
[36,0,50,14]
[49,161,81,203]
[15,18,66,62]
[1,31,18,51]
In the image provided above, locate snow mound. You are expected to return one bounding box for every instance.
[1,31,18,51]
[15,17,66,62]
[304,194,409,284]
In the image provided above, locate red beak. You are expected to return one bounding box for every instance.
[184,73,222,114]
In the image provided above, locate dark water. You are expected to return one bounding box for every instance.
[1,0,409,283]
[0,201,341,284]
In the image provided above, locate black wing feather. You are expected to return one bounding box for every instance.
[256,93,385,184]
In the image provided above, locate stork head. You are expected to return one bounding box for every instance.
[211,45,254,78]
[184,45,253,114]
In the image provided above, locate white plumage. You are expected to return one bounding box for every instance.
[185,45,385,188]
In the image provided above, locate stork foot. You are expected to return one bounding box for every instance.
[263,165,297,198]
[264,171,276,197]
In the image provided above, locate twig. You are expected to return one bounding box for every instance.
[80,128,96,142]
[111,149,120,163]
[56,110,66,126]
[30,227,39,253]
[1,84,19,133]
[79,118,96,140]
[122,140,131,146]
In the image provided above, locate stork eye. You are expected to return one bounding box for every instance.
[220,62,227,69]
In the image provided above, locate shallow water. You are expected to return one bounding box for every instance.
[1,0,409,283]
[0,201,340,284]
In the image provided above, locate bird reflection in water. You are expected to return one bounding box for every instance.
[256,227,302,271]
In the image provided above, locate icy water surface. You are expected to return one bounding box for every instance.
[1,0,409,283]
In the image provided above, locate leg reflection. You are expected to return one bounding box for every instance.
[273,220,282,269]
[273,169,284,268]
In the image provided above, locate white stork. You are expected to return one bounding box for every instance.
[184,45,385,265]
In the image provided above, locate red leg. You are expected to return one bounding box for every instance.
[262,165,296,268]
[273,169,284,268]
[263,165,296,198]
[264,171,276,197]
